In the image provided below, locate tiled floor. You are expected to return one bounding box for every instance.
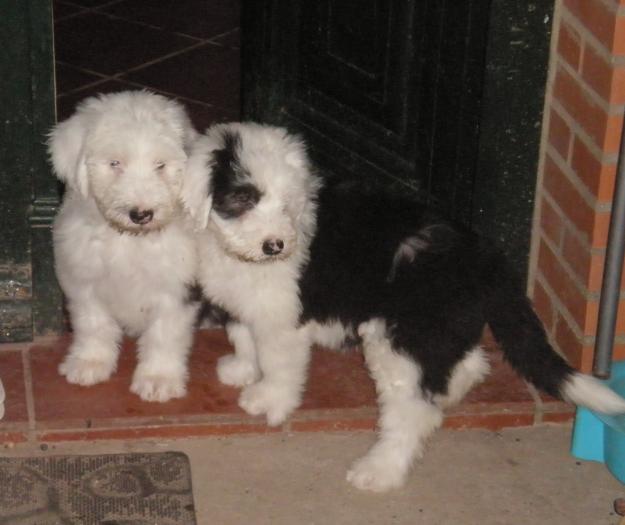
[0,329,574,444]
[53,0,240,130]
[24,0,575,445]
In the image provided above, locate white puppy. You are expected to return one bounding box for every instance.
[50,91,199,402]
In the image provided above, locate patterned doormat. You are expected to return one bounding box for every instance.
[0,451,197,524]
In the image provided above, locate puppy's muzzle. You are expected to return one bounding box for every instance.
[262,238,284,256]
[129,207,154,225]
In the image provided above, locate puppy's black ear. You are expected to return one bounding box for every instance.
[48,112,90,198]
[181,137,212,230]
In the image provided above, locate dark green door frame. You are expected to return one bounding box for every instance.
[1,0,62,342]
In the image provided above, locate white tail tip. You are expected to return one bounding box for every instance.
[561,373,625,414]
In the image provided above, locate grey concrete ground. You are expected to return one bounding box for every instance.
[5,424,624,524]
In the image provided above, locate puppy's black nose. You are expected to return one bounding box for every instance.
[262,239,284,256]
[129,208,154,225]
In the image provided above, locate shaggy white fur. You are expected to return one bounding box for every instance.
[346,319,444,491]
[50,91,199,402]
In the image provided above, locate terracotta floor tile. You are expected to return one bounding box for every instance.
[0,351,29,427]
[30,331,242,429]
[464,350,535,404]
[444,412,535,431]
[38,422,280,443]
[302,347,376,410]
[30,330,377,430]
[28,327,547,436]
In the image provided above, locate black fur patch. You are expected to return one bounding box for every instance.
[184,283,203,305]
[298,181,573,399]
[210,130,262,219]
[198,300,231,326]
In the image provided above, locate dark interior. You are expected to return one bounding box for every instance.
[53,0,241,130]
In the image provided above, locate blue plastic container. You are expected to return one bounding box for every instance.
[571,360,625,484]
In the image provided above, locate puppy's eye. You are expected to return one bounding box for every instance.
[234,190,251,203]
[109,160,121,168]
[156,162,166,171]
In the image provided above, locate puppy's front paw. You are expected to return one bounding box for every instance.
[131,369,187,402]
[59,355,116,386]
[346,453,407,492]
[238,381,299,426]
[217,354,260,387]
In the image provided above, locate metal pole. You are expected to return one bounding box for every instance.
[593,116,625,379]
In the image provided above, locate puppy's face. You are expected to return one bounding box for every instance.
[207,130,303,262]
[85,125,186,234]
[49,92,196,235]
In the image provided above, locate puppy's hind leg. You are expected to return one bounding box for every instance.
[217,322,261,387]
[131,299,198,402]
[60,295,122,386]
[347,319,443,492]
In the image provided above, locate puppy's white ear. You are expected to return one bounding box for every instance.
[48,114,90,198]
[181,144,212,230]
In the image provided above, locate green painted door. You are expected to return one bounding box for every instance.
[0,0,62,341]
[241,0,553,278]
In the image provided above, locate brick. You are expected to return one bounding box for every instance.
[539,197,564,246]
[582,44,625,104]
[537,239,593,333]
[562,229,593,288]
[571,136,617,202]
[548,109,572,160]
[591,251,606,292]
[554,313,587,369]
[615,300,625,335]
[577,345,595,373]
[614,341,625,362]
[542,411,575,424]
[558,22,582,71]
[616,15,625,55]
[597,254,625,293]
[553,66,622,154]
[543,154,596,240]
[543,154,612,248]
[564,0,621,55]
[592,210,612,248]
[532,279,556,331]
[605,113,624,153]
[586,299,600,335]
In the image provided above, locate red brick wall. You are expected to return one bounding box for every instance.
[532,0,625,371]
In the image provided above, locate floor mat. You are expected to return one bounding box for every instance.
[0,451,196,524]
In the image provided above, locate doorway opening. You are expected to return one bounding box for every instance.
[53,0,241,130]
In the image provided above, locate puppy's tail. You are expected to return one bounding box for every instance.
[483,249,625,415]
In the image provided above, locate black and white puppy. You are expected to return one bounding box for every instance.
[183,122,625,492]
